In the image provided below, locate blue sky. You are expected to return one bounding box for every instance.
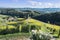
[0,0,60,8]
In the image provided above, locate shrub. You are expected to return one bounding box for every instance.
[21,24,29,33]
[31,31,53,40]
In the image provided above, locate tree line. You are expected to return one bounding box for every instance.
[0,8,60,25]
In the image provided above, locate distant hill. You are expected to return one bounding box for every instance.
[0,9,41,18]
[18,8,60,13]
[0,8,60,25]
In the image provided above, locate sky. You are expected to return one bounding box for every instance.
[0,0,60,8]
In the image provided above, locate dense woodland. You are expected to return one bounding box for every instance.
[0,8,60,25]
[33,12,60,25]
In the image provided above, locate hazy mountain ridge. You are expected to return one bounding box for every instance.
[18,8,60,13]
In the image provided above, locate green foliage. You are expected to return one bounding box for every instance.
[0,27,18,35]
[0,13,60,38]
[21,24,29,33]
[33,12,60,26]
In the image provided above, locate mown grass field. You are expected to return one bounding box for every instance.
[0,17,60,36]
[0,14,60,40]
[24,18,60,30]
[24,18,60,37]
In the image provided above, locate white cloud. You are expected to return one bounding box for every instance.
[54,3,60,8]
[12,0,19,2]
[28,1,42,7]
[43,2,53,8]
[27,0,60,8]
[29,1,41,6]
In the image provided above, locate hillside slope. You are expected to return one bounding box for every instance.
[25,18,60,30]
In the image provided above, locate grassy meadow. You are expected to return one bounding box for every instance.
[0,14,60,40]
